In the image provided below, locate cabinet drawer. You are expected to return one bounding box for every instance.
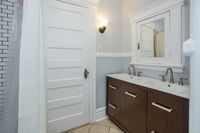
[121,82,147,98]
[108,103,120,122]
[108,78,121,107]
[147,91,188,133]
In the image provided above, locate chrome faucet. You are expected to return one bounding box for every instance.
[128,64,136,76]
[165,68,175,83]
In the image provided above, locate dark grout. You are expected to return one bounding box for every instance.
[87,124,92,133]
[108,126,111,133]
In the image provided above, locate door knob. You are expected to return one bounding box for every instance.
[151,131,156,133]
[84,68,89,79]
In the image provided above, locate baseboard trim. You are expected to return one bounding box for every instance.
[95,106,107,122]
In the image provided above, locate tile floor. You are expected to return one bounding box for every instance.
[63,118,124,133]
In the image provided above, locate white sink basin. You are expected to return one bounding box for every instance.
[147,81,189,94]
[107,73,190,99]
[113,74,150,83]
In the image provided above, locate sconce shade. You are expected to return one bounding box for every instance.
[98,17,108,33]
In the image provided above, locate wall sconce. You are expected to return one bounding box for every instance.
[98,17,108,33]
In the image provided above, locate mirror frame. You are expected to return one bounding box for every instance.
[129,0,185,73]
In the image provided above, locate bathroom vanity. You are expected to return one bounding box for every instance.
[105,0,189,132]
[106,73,189,133]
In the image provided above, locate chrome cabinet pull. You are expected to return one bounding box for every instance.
[109,85,117,90]
[125,91,137,98]
[152,102,173,113]
[108,104,117,110]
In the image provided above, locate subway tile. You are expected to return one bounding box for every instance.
[2,1,13,6]
[0,5,7,9]
[2,9,13,14]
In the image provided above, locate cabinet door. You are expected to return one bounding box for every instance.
[147,91,188,133]
[107,78,121,122]
[121,83,147,133]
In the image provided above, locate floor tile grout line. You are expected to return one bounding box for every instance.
[87,124,92,133]
[108,126,111,133]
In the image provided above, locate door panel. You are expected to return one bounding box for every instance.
[47,68,83,80]
[44,0,90,133]
[48,49,83,59]
[141,26,154,57]
[48,85,83,100]
[47,103,83,121]
[47,27,83,42]
[47,25,84,49]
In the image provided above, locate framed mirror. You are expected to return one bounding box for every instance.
[129,0,185,73]
[137,13,170,64]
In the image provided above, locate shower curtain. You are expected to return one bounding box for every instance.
[18,0,46,133]
[0,0,24,133]
[154,32,165,57]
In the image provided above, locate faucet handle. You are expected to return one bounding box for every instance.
[179,78,188,85]
[137,71,142,77]
[159,74,166,82]
[127,64,136,76]
[127,65,132,75]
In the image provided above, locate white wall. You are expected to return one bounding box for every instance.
[96,0,131,110]
[96,0,123,53]
[185,0,200,132]
[96,57,131,109]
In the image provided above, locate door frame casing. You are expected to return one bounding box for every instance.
[41,0,98,132]
[87,6,97,123]
[183,0,200,132]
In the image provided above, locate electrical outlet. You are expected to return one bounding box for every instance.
[97,45,103,53]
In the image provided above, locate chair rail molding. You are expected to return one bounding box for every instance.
[96,53,132,58]
[183,39,199,56]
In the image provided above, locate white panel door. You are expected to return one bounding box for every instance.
[141,26,154,57]
[44,0,90,133]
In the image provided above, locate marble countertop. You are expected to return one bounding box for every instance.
[107,73,190,99]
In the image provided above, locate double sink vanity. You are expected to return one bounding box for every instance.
[106,72,189,133]
[106,1,190,133]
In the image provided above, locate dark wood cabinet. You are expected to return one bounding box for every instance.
[107,78,121,122]
[121,83,147,133]
[147,90,189,133]
[107,77,189,133]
